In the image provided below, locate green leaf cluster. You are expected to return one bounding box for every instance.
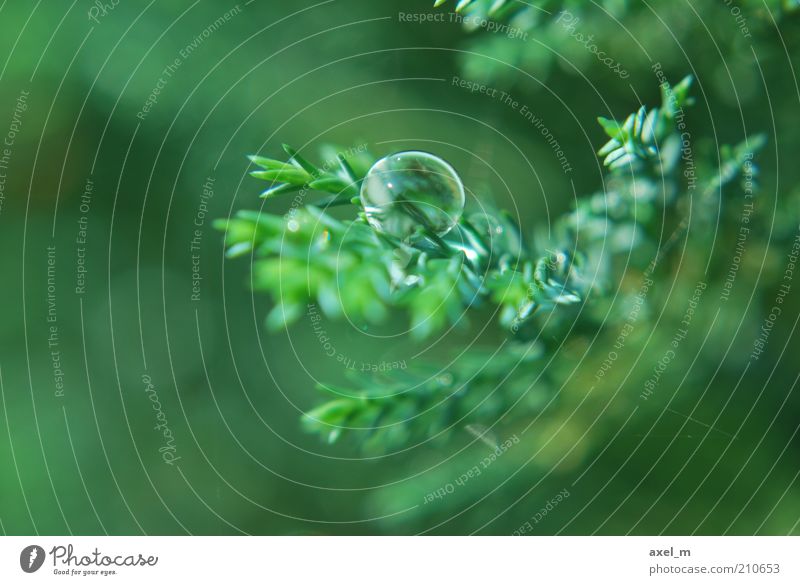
[217,78,764,451]
[302,341,547,452]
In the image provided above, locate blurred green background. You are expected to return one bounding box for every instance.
[1,0,799,535]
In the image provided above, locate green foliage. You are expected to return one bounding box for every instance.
[596,75,694,171]
[246,143,370,203]
[217,76,764,451]
[2,0,797,537]
[432,0,798,87]
[216,207,395,329]
[302,341,546,452]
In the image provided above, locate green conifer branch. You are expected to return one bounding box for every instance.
[216,76,764,451]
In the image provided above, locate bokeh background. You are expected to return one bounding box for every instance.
[1,0,799,535]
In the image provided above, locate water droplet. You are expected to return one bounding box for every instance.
[360,151,465,241]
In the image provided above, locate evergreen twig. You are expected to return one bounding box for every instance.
[216,78,764,451]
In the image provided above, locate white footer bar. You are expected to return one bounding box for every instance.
[1,536,797,584]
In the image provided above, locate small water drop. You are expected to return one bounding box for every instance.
[360,151,465,241]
